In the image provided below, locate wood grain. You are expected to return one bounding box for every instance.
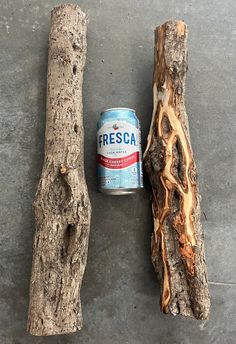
[144,21,210,319]
[27,4,91,336]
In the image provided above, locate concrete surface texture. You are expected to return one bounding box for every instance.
[0,0,236,343]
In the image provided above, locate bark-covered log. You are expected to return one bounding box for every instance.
[144,21,210,319]
[27,4,91,336]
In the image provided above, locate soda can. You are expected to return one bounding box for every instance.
[97,107,143,195]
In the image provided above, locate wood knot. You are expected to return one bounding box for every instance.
[60,164,74,175]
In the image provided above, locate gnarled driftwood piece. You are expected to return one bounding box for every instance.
[27,4,91,336]
[144,21,210,319]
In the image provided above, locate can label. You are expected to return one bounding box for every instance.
[97,109,143,191]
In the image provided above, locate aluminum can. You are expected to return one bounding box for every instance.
[97,107,143,195]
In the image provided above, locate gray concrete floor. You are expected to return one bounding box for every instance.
[1,0,236,343]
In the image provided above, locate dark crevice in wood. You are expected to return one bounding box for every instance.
[73,65,77,75]
[74,124,79,133]
[172,188,181,214]
[172,137,185,186]
[162,113,172,139]
[64,224,75,254]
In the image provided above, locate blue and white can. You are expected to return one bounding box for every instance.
[97,107,143,195]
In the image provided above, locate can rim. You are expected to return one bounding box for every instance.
[101,107,135,115]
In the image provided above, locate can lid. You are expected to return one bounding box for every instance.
[101,107,135,115]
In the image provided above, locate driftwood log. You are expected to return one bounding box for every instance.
[27,5,91,336]
[144,21,210,319]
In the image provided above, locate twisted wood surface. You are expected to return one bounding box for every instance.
[144,21,210,319]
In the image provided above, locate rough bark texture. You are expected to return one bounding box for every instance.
[144,21,210,319]
[27,4,91,336]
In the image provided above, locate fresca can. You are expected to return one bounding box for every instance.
[97,107,143,195]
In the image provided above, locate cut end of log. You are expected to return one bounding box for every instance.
[27,314,83,337]
[144,20,210,320]
[51,4,88,20]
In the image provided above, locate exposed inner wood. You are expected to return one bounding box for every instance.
[27,5,91,336]
[144,20,210,319]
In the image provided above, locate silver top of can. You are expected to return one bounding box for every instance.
[101,107,135,115]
